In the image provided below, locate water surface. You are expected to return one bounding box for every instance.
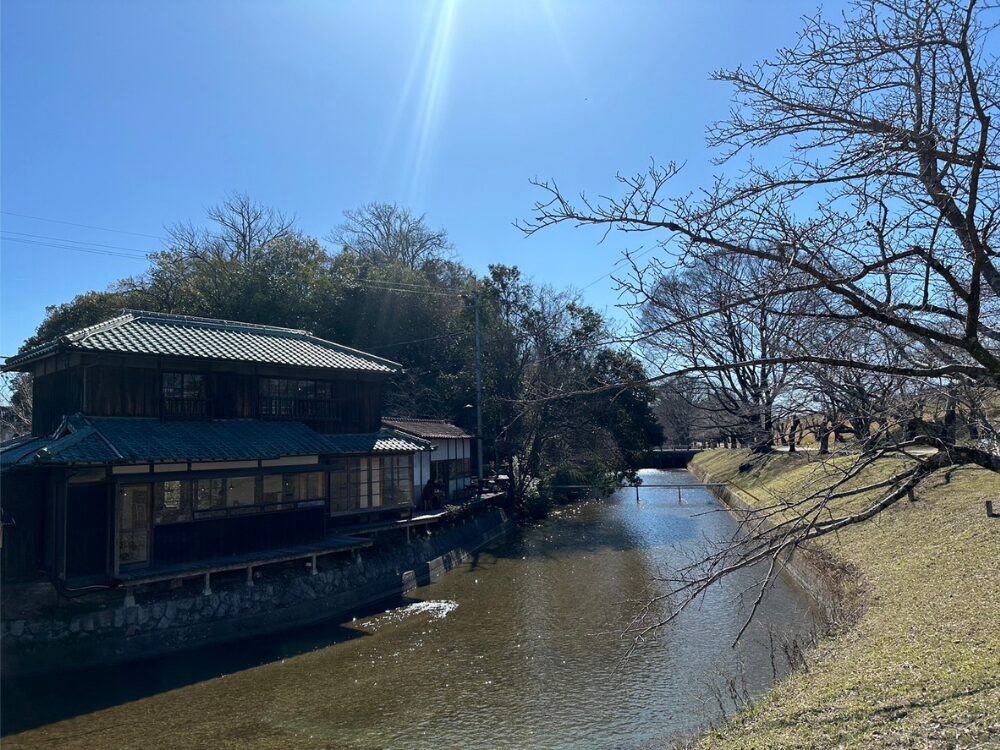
[4,470,818,749]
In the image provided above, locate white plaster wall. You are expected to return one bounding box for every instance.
[414,451,431,496]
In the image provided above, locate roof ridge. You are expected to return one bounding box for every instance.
[63,311,139,343]
[127,311,403,369]
[384,417,455,423]
[58,414,125,460]
[123,310,311,336]
[299,332,403,370]
[0,434,41,450]
[2,311,139,370]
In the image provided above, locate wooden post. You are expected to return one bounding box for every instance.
[678,486,682,503]
[246,566,254,586]
[202,572,212,596]
[635,485,640,504]
[310,554,318,575]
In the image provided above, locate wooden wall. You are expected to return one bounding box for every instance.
[29,354,387,435]
[213,372,258,418]
[32,369,83,436]
[0,468,48,582]
[85,364,160,418]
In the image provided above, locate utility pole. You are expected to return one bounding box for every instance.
[473,288,484,485]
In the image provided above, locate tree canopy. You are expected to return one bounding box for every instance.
[7,197,662,507]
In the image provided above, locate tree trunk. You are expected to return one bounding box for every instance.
[788,416,801,453]
[942,392,958,442]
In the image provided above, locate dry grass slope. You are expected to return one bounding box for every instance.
[689,449,1000,750]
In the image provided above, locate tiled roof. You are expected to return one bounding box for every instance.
[383,418,472,440]
[326,429,432,454]
[0,435,53,468]
[3,311,400,374]
[0,417,429,467]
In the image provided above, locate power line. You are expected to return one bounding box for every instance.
[0,235,468,295]
[579,246,657,291]
[0,211,168,241]
[0,236,150,261]
[348,281,461,298]
[0,237,467,297]
[367,331,471,351]
[2,230,157,255]
[348,276,468,293]
[1,208,657,297]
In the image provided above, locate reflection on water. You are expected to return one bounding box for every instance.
[3,470,819,750]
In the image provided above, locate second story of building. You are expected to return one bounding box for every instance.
[3,311,402,437]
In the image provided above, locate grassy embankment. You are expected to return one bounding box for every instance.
[689,449,999,750]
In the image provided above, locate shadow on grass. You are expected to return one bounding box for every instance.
[765,682,998,731]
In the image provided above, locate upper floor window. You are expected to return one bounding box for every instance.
[259,378,334,419]
[162,373,209,417]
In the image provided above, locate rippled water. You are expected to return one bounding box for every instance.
[3,470,819,749]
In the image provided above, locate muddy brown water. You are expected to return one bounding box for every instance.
[2,469,819,749]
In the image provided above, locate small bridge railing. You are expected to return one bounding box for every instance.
[549,482,727,503]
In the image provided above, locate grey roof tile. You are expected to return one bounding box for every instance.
[4,311,400,373]
[383,418,472,440]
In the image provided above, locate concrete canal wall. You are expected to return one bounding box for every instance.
[2,508,513,675]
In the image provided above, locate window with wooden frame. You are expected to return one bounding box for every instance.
[381,455,414,507]
[154,480,193,524]
[258,377,335,419]
[161,372,209,417]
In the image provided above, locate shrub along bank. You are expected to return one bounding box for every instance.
[689,449,999,750]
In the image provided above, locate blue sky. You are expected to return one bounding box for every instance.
[1,0,824,357]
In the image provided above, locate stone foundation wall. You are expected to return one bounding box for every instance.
[2,508,513,675]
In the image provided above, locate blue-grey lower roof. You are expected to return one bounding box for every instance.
[0,435,54,468]
[0,416,429,468]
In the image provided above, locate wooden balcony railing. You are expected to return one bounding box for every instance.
[258,398,336,419]
[162,398,212,418]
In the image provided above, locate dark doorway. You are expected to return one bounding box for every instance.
[65,483,110,581]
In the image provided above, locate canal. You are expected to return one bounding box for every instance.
[3,470,819,749]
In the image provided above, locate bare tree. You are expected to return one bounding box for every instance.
[168,192,294,266]
[519,0,1000,643]
[638,254,810,452]
[521,0,999,460]
[0,373,32,439]
[331,202,453,270]
[155,194,319,324]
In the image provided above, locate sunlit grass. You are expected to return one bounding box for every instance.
[686,449,1000,750]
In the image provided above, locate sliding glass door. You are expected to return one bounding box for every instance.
[118,484,151,568]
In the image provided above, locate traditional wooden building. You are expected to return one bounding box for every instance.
[0,311,431,594]
[382,418,474,502]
